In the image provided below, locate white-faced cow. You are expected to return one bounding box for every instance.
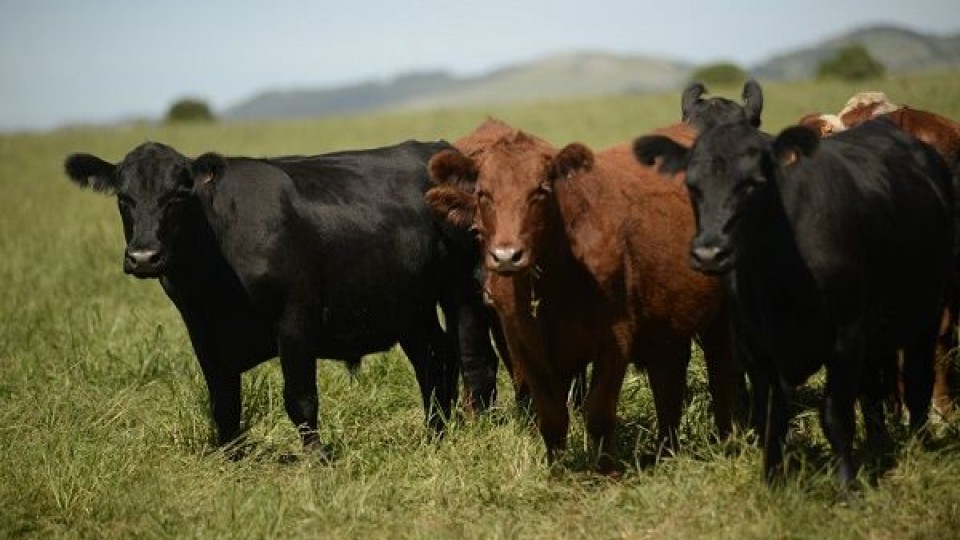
[634,118,955,485]
[64,140,502,451]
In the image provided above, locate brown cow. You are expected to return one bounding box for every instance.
[798,94,960,415]
[425,119,737,472]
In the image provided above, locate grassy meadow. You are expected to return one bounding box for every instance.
[3,71,960,539]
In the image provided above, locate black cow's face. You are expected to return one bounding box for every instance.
[683,124,773,274]
[64,142,223,278]
[634,122,819,276]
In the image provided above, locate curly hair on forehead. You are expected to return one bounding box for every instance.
[838,91,901,127]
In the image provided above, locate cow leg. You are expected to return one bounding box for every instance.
[527,376,571,465]
[583,358,628,474]
[699,313,737,439]
[860,349,895,453]
[277,331,321,450]
[489,315,531,413]
[821,328,864,486]
[763,375,791,485]
[933,299,958,415]
[645,342,690,452]
[199,364,243,447]
[179,312,246,448]
[441,287,499,413]
[400,312,458,434]
[903,329,937,434]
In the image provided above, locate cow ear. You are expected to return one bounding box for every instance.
[192,152,226,186]
[426,150,478,229]
[681,82,706,122]
[773,125,819,166]
[428,149,478,190]
[551,143,594,181]
[742,80,764,128]
[425,185,477,229]
[633,135,689,174]
[64,153,117,193]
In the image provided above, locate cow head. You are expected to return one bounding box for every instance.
[797,113,846,137]
[681,80,764,131]
[64,142,225,278]
[634,123,817,274]
[427,131,584,275]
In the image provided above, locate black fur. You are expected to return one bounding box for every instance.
[64,140,502,448]
[635,119,955,485]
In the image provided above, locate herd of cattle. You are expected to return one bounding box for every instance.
[63,81,960,486]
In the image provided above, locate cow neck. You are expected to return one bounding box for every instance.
[532,196,592,318]
[735,175,803,285]
[161,196,223,287]
[487,202,587,324]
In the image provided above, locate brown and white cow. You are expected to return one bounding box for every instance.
[425,119,737,472]
[799,93,960,415]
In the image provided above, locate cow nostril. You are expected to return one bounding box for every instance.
[127,249,161,266]
[510,249,524,263]
[692,245,729,265]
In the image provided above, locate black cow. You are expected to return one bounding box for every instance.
[64,140,501,451]
[681,80,764,132]
[634,118,955,485]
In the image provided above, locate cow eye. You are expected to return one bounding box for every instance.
[161,189,190,207]
[736,181,758,197]
[529,184,551,203]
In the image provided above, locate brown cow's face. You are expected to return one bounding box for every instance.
[425,134,594,276]
[474,149,556,274]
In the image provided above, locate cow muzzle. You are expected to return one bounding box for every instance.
[123,248,167,278]
[487,246,529,274]
[690,244,733,275]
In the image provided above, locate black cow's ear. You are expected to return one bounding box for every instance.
[681,82,707,122]
[64,153,117,193]
[742,79,764,128]
[428,149,478,190]
[551,143,594,180]
[773,125,819,166]
[192,153,226,186]
[633,135,689,174]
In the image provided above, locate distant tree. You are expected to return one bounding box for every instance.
[165,98,215,123]
[689,62,748,87]
[816,45,886,81]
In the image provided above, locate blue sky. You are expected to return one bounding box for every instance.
[0,0,956,131]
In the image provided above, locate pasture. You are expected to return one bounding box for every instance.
[2,71,960,539]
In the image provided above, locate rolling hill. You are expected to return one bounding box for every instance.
[754,25,960,79]
[223,25,960,122]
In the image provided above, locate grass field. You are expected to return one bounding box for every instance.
[3,71,960,539]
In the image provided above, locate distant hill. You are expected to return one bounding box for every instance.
[223,25,960,121]
[223,52,690,121]
[754,25,960,80]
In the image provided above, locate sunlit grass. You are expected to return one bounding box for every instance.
[2,70,959,539]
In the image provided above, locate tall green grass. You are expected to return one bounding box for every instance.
[2,71,960,539]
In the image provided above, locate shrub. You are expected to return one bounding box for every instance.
[165,98,215,123]
[817,45,886,81]
[688,62,748,87]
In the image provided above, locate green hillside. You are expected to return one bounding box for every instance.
[755,25,960,80]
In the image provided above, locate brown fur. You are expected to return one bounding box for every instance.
[797,113,845,136]
[426,120,736,472]
[883,107,960,166]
